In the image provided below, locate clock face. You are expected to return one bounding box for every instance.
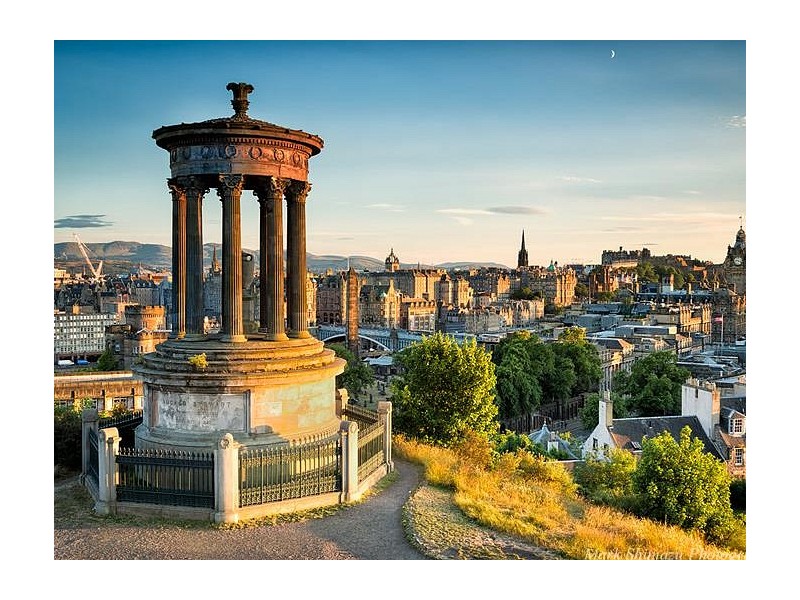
[733,257,743,266]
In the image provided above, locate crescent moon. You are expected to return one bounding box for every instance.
[611,49,616,58]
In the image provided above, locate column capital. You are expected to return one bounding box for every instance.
[174,175,209,197]
[288,180,312,203]
[167,178,186,200]
[253,176,290,203]
[217,173,245,198]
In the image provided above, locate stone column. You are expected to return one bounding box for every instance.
[254,177,289,340]
[339,420,359,502]
[81,408,99,482]
[287,181,311,338]
[335,388,349,418]
[217,174,247,343]
[378,401,394,472]
[214,433,240,524]
[95,427,120,516]
[180,176,208,340]
[167,179,187,338]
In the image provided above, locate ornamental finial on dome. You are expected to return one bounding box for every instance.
[226,82,254,120]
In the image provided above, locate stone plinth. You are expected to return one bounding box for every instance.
[133,336,345,451]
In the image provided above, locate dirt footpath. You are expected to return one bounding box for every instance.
[54,460,427,560]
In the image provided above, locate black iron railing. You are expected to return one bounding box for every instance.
[342,404,378,429]
[116,448,214,508]
[99,409,144,430]
[357,420,385,483]
[87,427,99,488]
[239,436,341,507]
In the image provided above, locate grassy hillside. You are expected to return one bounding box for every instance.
[395,435,744,560]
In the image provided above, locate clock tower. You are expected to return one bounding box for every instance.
[722,221,746,295]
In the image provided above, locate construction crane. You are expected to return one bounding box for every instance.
[73,233,103,282]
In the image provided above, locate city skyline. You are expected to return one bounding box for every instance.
[55,40,745,268]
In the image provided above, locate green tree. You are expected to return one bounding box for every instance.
[575,447,637,506]
[614,351,690,416]
[573,282,589,299]
[54,404,82,470]
[594,291,615,302]
[492,332,543,419]
[510,286,541,300]
[633,427,735,543]
[636,262,657,283]
[554,328,602,395]
[390,332,498,446]
[326,343,375,397]
[97,348,118,371]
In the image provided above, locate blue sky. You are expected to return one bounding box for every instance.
[55,40,745,266]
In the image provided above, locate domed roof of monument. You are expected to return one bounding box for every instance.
[152,82,323,155]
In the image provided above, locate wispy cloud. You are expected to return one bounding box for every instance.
[451,216,474,226]
[489,206,548,215]
[54,214,113,228]
[437,206,548,216]
[438,208,492,216]
[683,190,702,195]
[366,203,404,212]
[601,211,734,223]
[727,115,746,128]
[558,175,602,184]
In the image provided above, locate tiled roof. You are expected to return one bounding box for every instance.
[609,416,724,460]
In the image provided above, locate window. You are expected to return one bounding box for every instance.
[592,438,598,450]
[732,418,743,434]
[734,448,744,466]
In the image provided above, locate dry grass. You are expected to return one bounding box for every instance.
[394,435,744,560]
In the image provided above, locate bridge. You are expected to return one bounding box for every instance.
[314,326,423,352]
[314,326,480,353]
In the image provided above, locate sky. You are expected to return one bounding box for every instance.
[54,39,746,267]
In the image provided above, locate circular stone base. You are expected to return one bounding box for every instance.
[132,334,346,451]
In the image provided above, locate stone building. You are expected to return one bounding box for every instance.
[54,305,119,362]
[203,244,223,319]
[316,271,347,325]
[400,298,437,332]
[385,248,400,272]
[436,272,473,309]
[105,305,169,370]
[651,304,712,336]
[601,246,651,268]
[359,279,401,328]
[468,268,511,301]
[721,224,746,295]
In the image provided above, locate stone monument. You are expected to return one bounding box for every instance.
[134,82,345,451]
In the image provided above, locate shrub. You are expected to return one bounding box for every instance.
[188,353,208,371]
[575,448,637,508]
[54,405,82,470]
[730,479,746,513]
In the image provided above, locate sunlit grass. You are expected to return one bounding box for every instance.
[395,434,744,560]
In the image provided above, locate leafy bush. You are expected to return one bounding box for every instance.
[633,427,736,545]
[188,353,208,371]
[730,479,746,513]
[575,448,636,507]
[54,405,82,470]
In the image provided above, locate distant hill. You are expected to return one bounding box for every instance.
[54,241,510,275]
[437,261,511,271]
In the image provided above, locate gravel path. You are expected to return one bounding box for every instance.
[54,460,427,560]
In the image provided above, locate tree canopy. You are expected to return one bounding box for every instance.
[326,343,375,397]
[390,332,498,446]
[633,426,735,543]
[97,348,118,371]
[492,328,601,420]
[613,351,690,416]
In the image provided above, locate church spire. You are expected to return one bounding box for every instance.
[517,230,529,269]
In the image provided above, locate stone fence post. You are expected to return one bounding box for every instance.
[95,427,120,516]
[377,401,394,472]
[335,388,349,418]
[214,433,241,524]
[339,420,359,502]
[80,408,99,483]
